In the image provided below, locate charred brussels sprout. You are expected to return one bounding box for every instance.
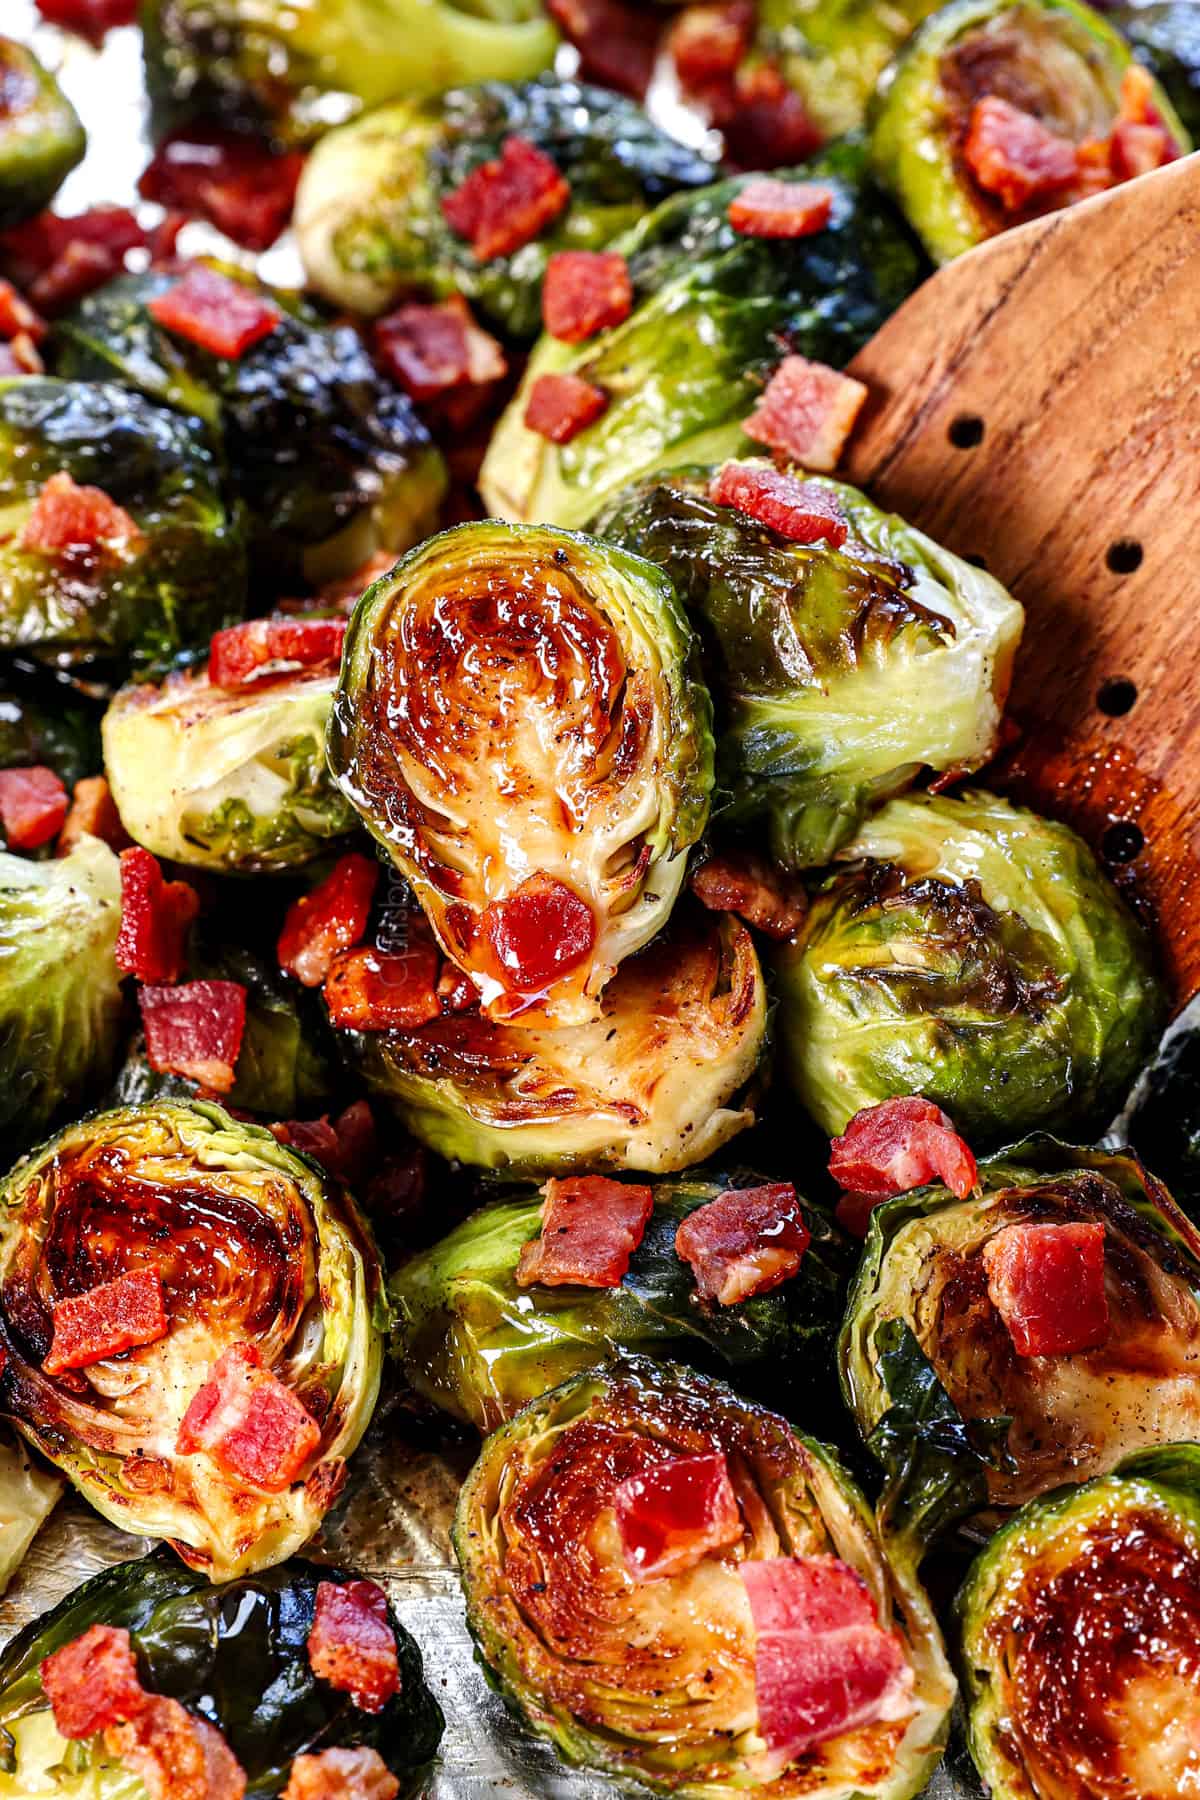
[956,1444,1200,1799]
[481,139,927,530]
[755,0,944,136]
[597,468,1023,869]
[0,37,86,229]
[329,522,713,1025]
[455,1356,954,1796]
[0,1553,444,1797]
[297,75,715,334]
[774,790,1164,1142]
[0,378,243,668]
[0,1101,384,1579]
[1113,2,1200,136]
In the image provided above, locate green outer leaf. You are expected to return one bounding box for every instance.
[756,0,946,137]
[0,36,86,228]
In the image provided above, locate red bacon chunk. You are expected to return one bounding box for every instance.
[278,854,379,989]
[0,334,42,376]
[176,1342,321,1491]
[542,251,633,343]
[148,267,281,360]
[690,851,807,940]
[1110,118,1178,179]
[20,471,142,559]
[0,765,68,850]
[709,461,849,547]
[139,124,305,252]
[669,2,755,89]
[323,941,442,1032]
[0,279,46,344]
[722,63,825,172]
[57,775,131,856]
[139,980,247,1094]
[744,355,869,472]
[40,1624,144,1739]
[374,296,507,405]
[829,1098,978,1236]
[307,1580,400,1714]
[441,135,569,262]
[209,617,346,689]
[675,1183,810,1306]
[546,0,662,100]
[482,872,597,994]
[982,1220,1110,1357]
[116,847,200,984]
[105,1695,247,1800]
[729,179,834,239]
[284,1748,400,1800]
[523,371,609,443]
[516,1175,654,1289]
[963,97,1079,212]
[615,1451,744,1581]
[44,1269,168,1376]
[34,0,137,42]
[0,207,145,314]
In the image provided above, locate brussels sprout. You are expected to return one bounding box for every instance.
[339,910,768,1174]
[0,673,101,789]
[0,1101,384,1579]
[455,1356,955,1796]
[1113,1,1200,135]
[296,75,715,334]
[141,0,558,145]
[0,377,244,669]
[956,1443,1200,1799]
[480,139,928,530]
[0,37,86,230]
[755,0,945,137]
[774,790,1164,1142]
[0,835,124,1149]
[597,467,1024,869]
[0,1552,444,1797]
[0,1431,60,1597]
[870,0,1189,264]
[329,521,713,1025]
[56,271,446,587]
[1127,1018,1200,1215]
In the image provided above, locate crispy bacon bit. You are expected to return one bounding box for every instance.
[0,765,68,850]
[546,0,663,100]
[116,847,200,984]
[669,2,755,89]
[139,980,247,1093]
[34,0,137,43]
[690,851,807,939]
[139,124,305,252]
[177,1342,321,1491]
[44,1269,168,1376]
[615,1451,743,1580]
[283,1748,399,1800]
[278,854,379,988]
[723,63,825,171]
[324,942,442,1032]
[375,296,507,407]
[482,872,597,995]
[709,461,849,547]
[57,775,130,855]
[0,207,145,315]
[441,135,569,263]
[209,617,347,688]
[963,97,1079,212]
[729,179,834,239]
[982,1220,1110,1357]
[542,251,633,343]
[32,240,117,313]
[516,1175,654,1289]
[270,1100,378,1185]
[40,1624,144,1739]
[744,355,869,472]
[20,471,142,559]
[1110,118,1178,179]
[829,1098,978,1235]
[675,1183,810,1306]
[523,371,608,443]
[105,1695,247,1800]
[0,279,46,344]
[308,1580,400,1714]
[148,267,281,360]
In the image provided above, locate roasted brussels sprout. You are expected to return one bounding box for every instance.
[1127,1017,1200,1215]
[481,139,927,530]
[0,673,100,789]
[0,378,243,668]
[296,75,715,334]
[0,1101,384,1579]
[455,1356,954,1795]
[0,1553,444,1797]
[1114,1,1200,135]
[56,271,446,586]
[775,790,1164,1142]
[597,467,1023,869]
[0,1431,60,1596]
[329,521,713,1024]
[141,0,559,144]
[956,1443,1200,1799]
[755,0,944,137]
[0,37,86,230]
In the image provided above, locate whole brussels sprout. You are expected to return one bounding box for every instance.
[0,1553,444,1797]
[597,466,1024,869]
[755,0,945,136]
[480,139,928,530]
[1113,2,1200,135]
[774,789,1164,1142]
[0,1430,60,1598]
[455,1356,955,1797]
[0,1101,384,1579]
[328,520,713,1026]
[0,37,85,229]
[296,75,715,335]
[0,378,244,669]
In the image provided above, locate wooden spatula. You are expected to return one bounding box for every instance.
[841,151,1200,1005]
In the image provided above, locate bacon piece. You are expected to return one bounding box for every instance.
[546,0,662,100]
[278,853,379,988]
[481,872,597,996]
[441,136,569,262]
[963,97,1079,213]
[829,1098,978,1235]
[744,355,869,472]
[176,1342,321,1491]
[323,941,442,1032]
[20,471,142,559]
[58,775,131,855]
[139,980,247,1093]
[542,251,633,343]
[669,2,755,89]
[723,63,825,171]
[307,1580,400,1713]
[284,1748,399,1800]
[709,461,849,547]
[729,179,833,239]
[0,279,46,344]
[0,765,68,850]
[104,1695,246,1800]
[0,207,144,311]
[516,1175,654,1289]
[270,1100,378,1184]
[116,847,200,984]
[1110,119,1177,179]
[208,617,347,689]
[690,851,807,939]
[34,0,137,43]
[40,1624,144,1738]
[675,1183,810,1306]
[437,962,477,1012]
[982,1220,1110,1357]
[374,296,506,408]
[44,1269,168,1376]
[524,371,608,443]
[148,268,281,360]
[615,1451,743,1580]
[0,333,42,375]
[139,124,305,252]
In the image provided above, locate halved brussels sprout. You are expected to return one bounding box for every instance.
[597,467,1023,869]
[755,0,944,136]
[1114,2,1200,135]
[103,659,358,874]
[956,1444,1200,1799]
[0,1101,384,1579]
[141,0,558,144]
[338,910,768,1174]
[0,37,86,229]
[329,521,713,1024]
[774,790,1164,1142]
[0,378,244,668]
[480,139,928,530]
[870,0,1189,264]
[56,271,446,587]
[0,1431,60,1597]
[455,1356,955,1796]
[296,75,715,334]
[0,1553,444,1797]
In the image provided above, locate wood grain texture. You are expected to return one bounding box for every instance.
[843,152,1200,1004]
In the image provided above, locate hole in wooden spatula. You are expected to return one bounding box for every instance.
[1096,678,1137,717]
[1102,821,1145,864]
[1106,539,1143,575]
[948,415,985,449]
